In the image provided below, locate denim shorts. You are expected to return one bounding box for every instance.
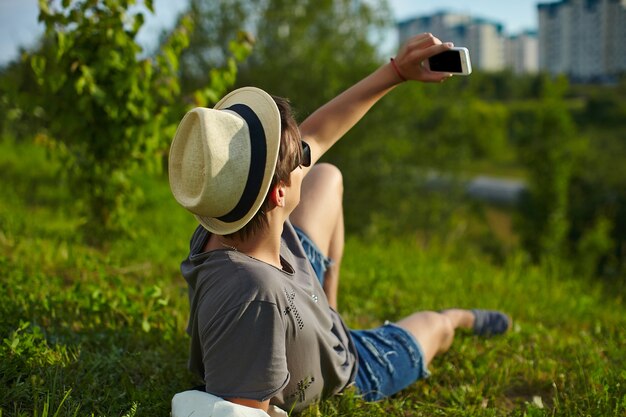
[294,226,430,401]
[294,225,332,286]
[350,323,431,401]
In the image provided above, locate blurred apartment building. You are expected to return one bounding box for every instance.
[397,1,626,80]
[397,12,539,74]
[538,0,626,81]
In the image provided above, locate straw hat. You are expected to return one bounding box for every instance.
[168,87,281,234]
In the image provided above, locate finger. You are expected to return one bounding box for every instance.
[422,42,454,59]
[416,34,442,48]
[404,33,441,54]
[409,32,434,43]
[404,42,452,68]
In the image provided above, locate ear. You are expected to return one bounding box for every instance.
[269,182,287,208]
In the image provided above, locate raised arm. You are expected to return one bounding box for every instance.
[300,33,453,170]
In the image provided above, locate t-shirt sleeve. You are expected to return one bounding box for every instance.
[199,299,289,401]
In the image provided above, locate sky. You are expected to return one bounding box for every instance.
[0,0,545,66]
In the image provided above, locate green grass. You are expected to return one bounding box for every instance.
[1,138,625,416]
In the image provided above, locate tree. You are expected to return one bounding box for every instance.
[514,76,585,262]
[178,0,256,95]
[27,0,251,242]
[179,0,392,114]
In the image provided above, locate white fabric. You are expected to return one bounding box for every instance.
[171,390,288,417]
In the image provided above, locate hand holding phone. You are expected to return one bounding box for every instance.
[427,47,472,75]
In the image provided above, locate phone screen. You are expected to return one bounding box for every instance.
[428,50,463,73]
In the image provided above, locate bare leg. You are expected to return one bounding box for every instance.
[395,309,474,366]
[290,163,344,309]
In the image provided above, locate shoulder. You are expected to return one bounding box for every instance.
[193,257,290,347]
[193,251,290,319]
[221,251,289,299]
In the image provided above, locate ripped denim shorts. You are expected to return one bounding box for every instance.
[350,323,431,401]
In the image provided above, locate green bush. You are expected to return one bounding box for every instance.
[24,0,251,242]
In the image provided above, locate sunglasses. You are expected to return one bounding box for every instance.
[301,141,311,167]
[293,141,311,171]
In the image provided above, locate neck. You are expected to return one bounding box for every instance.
[216,224,284,268]
[205,206,289,268]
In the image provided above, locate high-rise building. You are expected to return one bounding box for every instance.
[538,0,626,80]
[397,12,538,73]
[506,31,539,74]
[466,19,507,71]
[397,12,472,47]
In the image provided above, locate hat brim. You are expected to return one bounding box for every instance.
[195,87,281,235]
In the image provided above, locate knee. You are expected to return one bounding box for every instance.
[437,313,456,349]
[311,163,343,196]
[419,311,455,349]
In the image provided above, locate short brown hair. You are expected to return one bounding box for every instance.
[226,95,302,240]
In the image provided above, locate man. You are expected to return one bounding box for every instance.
[169,33,509,414]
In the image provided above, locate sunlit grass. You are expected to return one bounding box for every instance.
[1,138,625,416]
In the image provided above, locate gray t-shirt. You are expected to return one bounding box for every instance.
[181,221,357,412]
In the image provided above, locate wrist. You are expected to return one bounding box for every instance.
[389,57,407,82]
